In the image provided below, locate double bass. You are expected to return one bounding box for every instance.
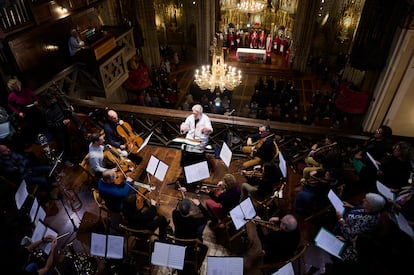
[116,121,144,154]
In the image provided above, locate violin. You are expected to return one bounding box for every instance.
[116,121,143,154]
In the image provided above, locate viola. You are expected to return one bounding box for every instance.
[116,121,143,154]
[103,146,134,184]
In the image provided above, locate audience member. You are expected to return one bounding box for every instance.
[241,124,278,169]
[7,77,43,144]
[98,169,133,212]
[172,198,210,240]
[122,194,172,240]
[201,174,241,226]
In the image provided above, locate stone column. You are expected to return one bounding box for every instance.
[290,0,319,72]
[136,0,161,69]
[196,0,215,65]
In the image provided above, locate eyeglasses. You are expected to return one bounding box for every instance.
[375,129,383,134]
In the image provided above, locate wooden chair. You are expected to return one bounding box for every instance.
[164,234,208,274]
[223,214,246,250]
[79,153,97,185]
[91,188,111,232]
[259,242,310,275]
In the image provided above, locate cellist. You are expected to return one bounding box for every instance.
[241,124,277,169]
[104,109,142,163]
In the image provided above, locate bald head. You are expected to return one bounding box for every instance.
[280,214,298,232]
[107,110,118,123]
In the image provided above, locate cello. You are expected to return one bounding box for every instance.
[116,121,144,154]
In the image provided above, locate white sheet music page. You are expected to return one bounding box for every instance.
[230,197,256,230]
[219,141,232,168]
[207,256,243,275]
[366,152,380,170]
[376,181,394,201]
[90,232,107,258]
[138,132,153,153]
[31,221,47,243]
[146,155,158,175]
[154,160,168,181]
[183,161,210,183]
[278,151,287,179]
[29,198,39,223]
[395,213,414,238]
[34,206,46,226]
[106,235,124,259]
[15,179,29,210]
[327,189,345,215]
[41,227,58,255]
[314,227,345,259]
[151,241,186,270]
[272,261,295,275]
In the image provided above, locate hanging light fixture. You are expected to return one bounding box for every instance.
[237,0,266,13]
[194,39,242,92]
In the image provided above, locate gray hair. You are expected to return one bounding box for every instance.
[192,104,203,114]
[281,214,298,232]
[365,193,386,212]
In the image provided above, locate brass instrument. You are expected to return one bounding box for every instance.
[246,218,280,231]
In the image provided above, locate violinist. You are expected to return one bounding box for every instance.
[241,124,277,169]
[244,214,300,271]
[122,194,172,240]
[98,169,134,212]
[302,134,342,182]
[88,132,115,178]
[240,162,282,202]
[201,174,241,227]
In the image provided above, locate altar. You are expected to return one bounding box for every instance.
[236,48,266,63]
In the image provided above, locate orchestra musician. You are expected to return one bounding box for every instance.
[98,169,134,212]
[88,132,115,178]
[179,104,213,178]
[241,124,278,169]
[302,134,342,182]
[244,214,300,272]
[104,109,142,163]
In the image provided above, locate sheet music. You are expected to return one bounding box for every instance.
[31,221,58,255]
[90,232,106,258]
[327,189,345,215]
[229,197,256,230]
[314,227,345,259]
[376,181,394,201]
[272,262,294,275]
[366,152,380,170]
[0,121,10,139]
[106,235,124,259]
[151,241,186,270]
[146,155,158,175]
[41,227,58,255]
[15,179,28,210]
[219,142,232,168]
[206,256,243,275]
[172,137,201,146]
[395,213,414,238]
[278,151,287,178]
[138,132,153,153]
[35,206,46,226]
[29,198,39,222]
[183,161,210,184]
[154,160,168,181]
[31,220,47,243]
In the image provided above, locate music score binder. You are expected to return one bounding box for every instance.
[229,197,256,230]
[151,241,186,270]
[15,179,29,210]
[90,232,124,259]
[314,227,345,260]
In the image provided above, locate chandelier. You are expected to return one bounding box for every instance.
[194,44,242,92]
[237,0,266,13]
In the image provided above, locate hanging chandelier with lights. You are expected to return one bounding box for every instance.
[237,0,266,13]
[194,44,242,92]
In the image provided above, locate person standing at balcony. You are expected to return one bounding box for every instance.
[68,29,85,61]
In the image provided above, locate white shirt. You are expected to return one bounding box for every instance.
[89,143,105,173]
[181,113,213,153]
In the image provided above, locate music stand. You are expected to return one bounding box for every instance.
[48,151,64,177]
[146,155,169,189]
